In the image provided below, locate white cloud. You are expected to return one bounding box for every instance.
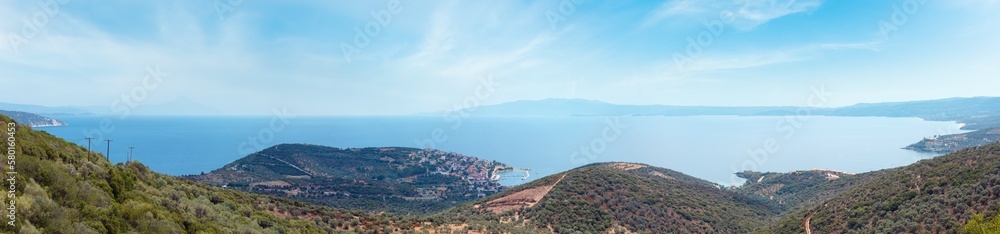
[642,0,824,30]
[640,0,707,28]
[399,2,457,70]
[397,1,559,80]
[731,0,823,30]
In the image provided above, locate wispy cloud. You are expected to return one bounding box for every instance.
[642,0,824,30]
[731,0,823,30]
[670,40,882,74]
[817,40,883,51]
[397,1,560,80]
[640,0,707,28]
[399,2,457,70]
[679,49,812,74]
[1,1,997,114]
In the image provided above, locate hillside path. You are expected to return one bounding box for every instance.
[804,212,814,234]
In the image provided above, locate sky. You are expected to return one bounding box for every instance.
[1,0,998,115]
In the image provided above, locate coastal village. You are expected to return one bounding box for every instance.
[402,149,506,200]
[194,146,516,208]
[905,127,1000,153]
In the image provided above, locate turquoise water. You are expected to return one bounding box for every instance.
[37,115,965,186]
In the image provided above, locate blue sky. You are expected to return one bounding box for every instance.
[1,0,998,115]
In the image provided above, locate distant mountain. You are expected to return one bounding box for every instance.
[0,97,222,116]
[446,98,799,116]
[0,102,95,115]
[0,110,67,127]
[452,97,1000,153]
[187,144,511,215]
[127,97,223,116]
[819,97,1000,130]
[452,97,1000,120]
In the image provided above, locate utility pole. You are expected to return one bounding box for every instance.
[128,147,134,165]
[105,139,112,160]
[85,137,93,161]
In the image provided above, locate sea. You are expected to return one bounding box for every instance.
[36,115,966,186]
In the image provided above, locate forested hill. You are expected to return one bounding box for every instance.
[438,162,779,233]
[762,142,1000,233]
[187,144,508,215]
[448,97,1000,125]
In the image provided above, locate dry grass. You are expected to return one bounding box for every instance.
[485,174,566,214]
[607,162,646,171]
[250,180,291,187]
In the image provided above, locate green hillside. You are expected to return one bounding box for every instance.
[0,114,423,233]
[433,144,1000,233]
[438,162,778,233]
[762,143,1000,233]
[733,169,862,212]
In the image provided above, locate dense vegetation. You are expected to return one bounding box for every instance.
[762,143,1000,233]
[732,169,869,213]
[964,211,1000,234]
[188,144,506,215]
[441,163,778,233]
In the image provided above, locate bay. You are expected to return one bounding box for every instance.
[37,115,965,186]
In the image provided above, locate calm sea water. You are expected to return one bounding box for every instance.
[37,115,964,186]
